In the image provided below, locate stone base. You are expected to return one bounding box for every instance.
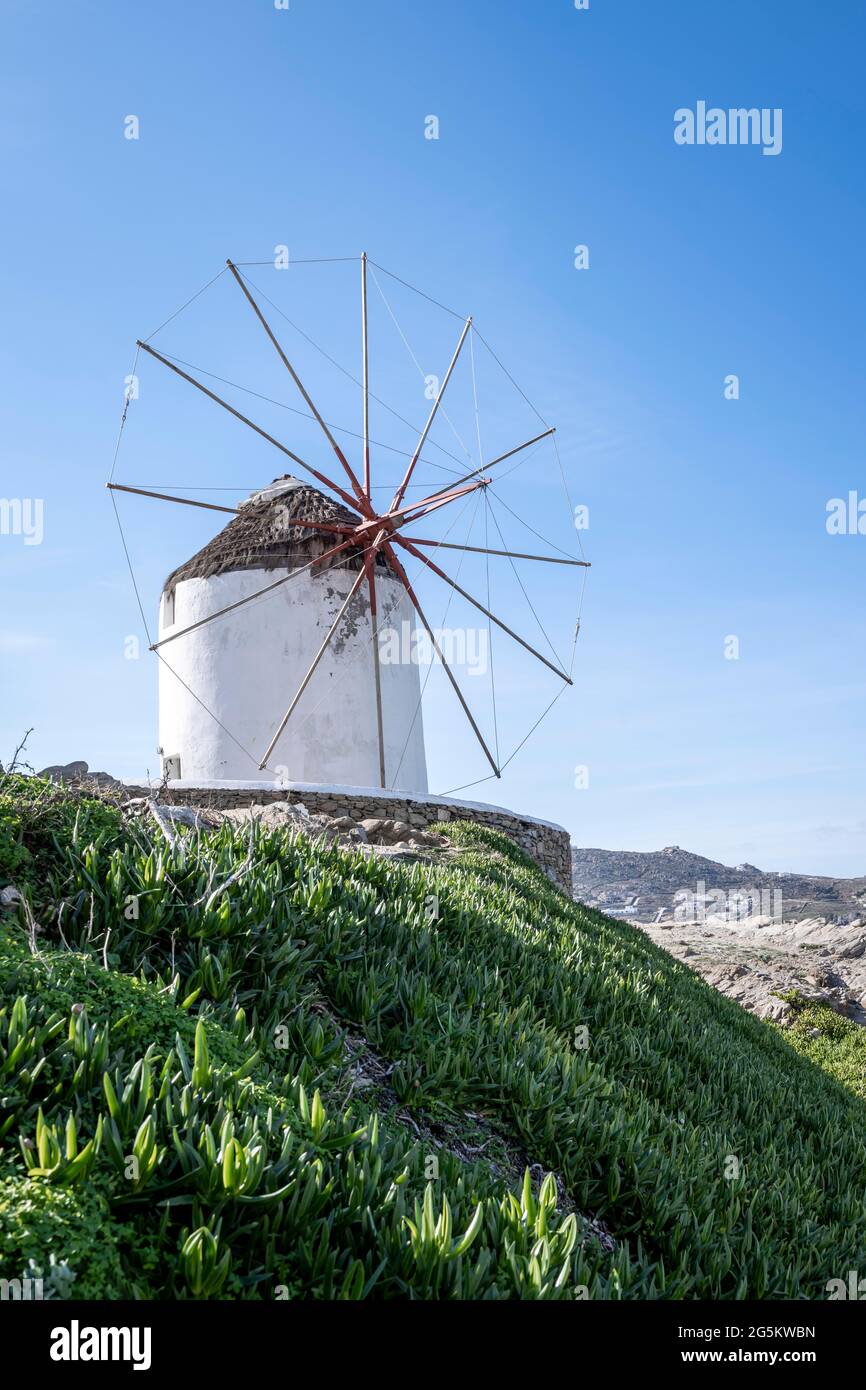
[123,780,573,896]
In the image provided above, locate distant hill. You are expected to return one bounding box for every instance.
[571,844,866,924]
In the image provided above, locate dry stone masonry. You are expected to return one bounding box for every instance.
[123,781,573,894]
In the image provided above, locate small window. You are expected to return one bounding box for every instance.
[163,590,176,627]
[163,755,181,781]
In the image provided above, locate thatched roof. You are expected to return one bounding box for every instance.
[164,476,393,592]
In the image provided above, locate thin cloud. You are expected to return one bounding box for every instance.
[0,631,53,652]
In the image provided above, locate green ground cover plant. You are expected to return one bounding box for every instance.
[0,772,123,904]
[776,991,866,1102]
[0,778,864,1300]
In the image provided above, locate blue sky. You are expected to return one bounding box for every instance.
[1,0,864,875]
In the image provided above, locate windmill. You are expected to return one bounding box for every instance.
[107,255,590,796]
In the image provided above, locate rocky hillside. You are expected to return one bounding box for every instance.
[571,843,866,925]
[572,844,866,1027]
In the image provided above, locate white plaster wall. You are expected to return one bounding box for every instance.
[157,565,428,793]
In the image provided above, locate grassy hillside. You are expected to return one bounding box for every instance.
[1,775,865,1300]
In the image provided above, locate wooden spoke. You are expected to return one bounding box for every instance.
[107,482,239,516]
[382,539,500,777]
[394,535,573,684]
[399,536,590,567]
[364,551,386,787]
[391,479,491,529]
[420,427,556,502]
[136,341,362,515]
[361,252,371,500]
[150,535,358,651]
[340,479,486,545]
[258,565,368,769]
[226,260,371,514]
[106,486,361,544]
[389,316,472,514]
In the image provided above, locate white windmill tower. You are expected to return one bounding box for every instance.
[156,473,428,791]
[108,255,590,797]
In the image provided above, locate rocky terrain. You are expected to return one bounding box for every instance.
[571,844,866,925]
[572,844,866,1025]
[129,795,454,865]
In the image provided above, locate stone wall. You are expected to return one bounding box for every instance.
[124,781,573,895]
